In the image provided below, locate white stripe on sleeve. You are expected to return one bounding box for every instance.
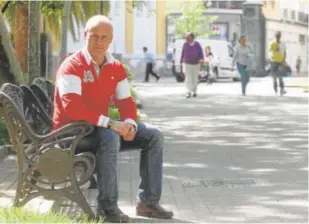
[97,115,110,128]
[57,74,82,97]
[115,78,131,100]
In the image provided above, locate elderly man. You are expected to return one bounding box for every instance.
[53,15,173,223]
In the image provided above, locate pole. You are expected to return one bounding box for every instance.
[100,0,104,14]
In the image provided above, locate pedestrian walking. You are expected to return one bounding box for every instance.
[143,47,160,82]
[232,35,251,96]
[269,31,287,95]
[180,32,204,98]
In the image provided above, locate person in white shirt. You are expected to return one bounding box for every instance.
[143,47,160,82]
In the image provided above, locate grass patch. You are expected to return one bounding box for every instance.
[286,85,308,89]
[0,207,102,223]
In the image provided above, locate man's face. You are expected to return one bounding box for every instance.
[84,23,113,58]
[276,32,281,41]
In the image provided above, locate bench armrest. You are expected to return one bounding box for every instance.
[38,122,94,153]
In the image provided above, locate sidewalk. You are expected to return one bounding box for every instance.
[0,88,308,222]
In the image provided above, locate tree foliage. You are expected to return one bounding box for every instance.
[170,1,217,39]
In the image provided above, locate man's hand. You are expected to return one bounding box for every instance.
[123,124,136,141]
[109,121,136,141]
[110,121,132,137]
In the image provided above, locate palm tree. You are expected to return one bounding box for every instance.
[0,0,146,83]
[0,0,111,83]
[28,1,41,83]
[0,11,23,84]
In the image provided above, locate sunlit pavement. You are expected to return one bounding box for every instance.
[126,77,308,222]
[0,76,307,223]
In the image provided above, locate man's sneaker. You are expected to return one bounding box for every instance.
[156,76,160,82]
[192,93,197,97]
[97,206,130,223]
[136,203,174,219]
[186,93,191,98]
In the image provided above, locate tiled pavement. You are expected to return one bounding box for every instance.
[0,84,308,223]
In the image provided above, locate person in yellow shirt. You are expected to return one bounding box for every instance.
[269,31,287,95]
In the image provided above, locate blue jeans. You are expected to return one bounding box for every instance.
[237,62,250,94]
[81,122,164,210]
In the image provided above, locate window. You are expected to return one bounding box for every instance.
[218,1,228,9]
[230,1,244,9]
[136,7,144,17]
[283,9,288,18]
[228,45,234,57]
[298,12,308,24]
[291,10,296,20]
[208,1,219,8]
[244,8,255,17]
[299,34,305,45]
[114,1,121,16]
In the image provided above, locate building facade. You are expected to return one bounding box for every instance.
[108,0,166,57]
[263,0,308,73]
[65,0,308,74]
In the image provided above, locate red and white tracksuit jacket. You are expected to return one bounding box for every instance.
[52,49,137,130]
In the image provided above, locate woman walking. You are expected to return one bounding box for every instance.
[233,35,251,96]
[180,32,204,98]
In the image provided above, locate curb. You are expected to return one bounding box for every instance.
[285,85,308,93]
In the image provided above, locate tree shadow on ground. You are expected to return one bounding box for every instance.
[138,93,308,222]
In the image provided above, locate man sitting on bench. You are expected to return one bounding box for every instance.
[52,15,173,223]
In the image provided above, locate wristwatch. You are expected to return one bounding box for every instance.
[107,119,113,129]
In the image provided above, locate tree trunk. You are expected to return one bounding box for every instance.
[14,3,29,75]
[100,1,104,14]
[59,0,72,65]
[28,1,41,83]
[0,12,23,84]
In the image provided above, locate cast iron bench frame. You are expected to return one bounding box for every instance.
[0,83,96,219]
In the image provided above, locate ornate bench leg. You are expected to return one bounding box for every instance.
[13,172,23,207]
[13,153,32,207]
[13,171,35,207]
[69,174,95,220]
[71,186,95,220]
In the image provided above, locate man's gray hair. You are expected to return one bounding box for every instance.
[84,15,113,32]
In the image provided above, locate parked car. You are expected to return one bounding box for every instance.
[172,39,241,82]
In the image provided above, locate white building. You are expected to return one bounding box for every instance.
[265,0,308,73]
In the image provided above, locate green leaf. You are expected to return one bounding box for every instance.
[170,1,217,39]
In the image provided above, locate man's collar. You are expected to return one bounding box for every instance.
[82,48,114,66]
